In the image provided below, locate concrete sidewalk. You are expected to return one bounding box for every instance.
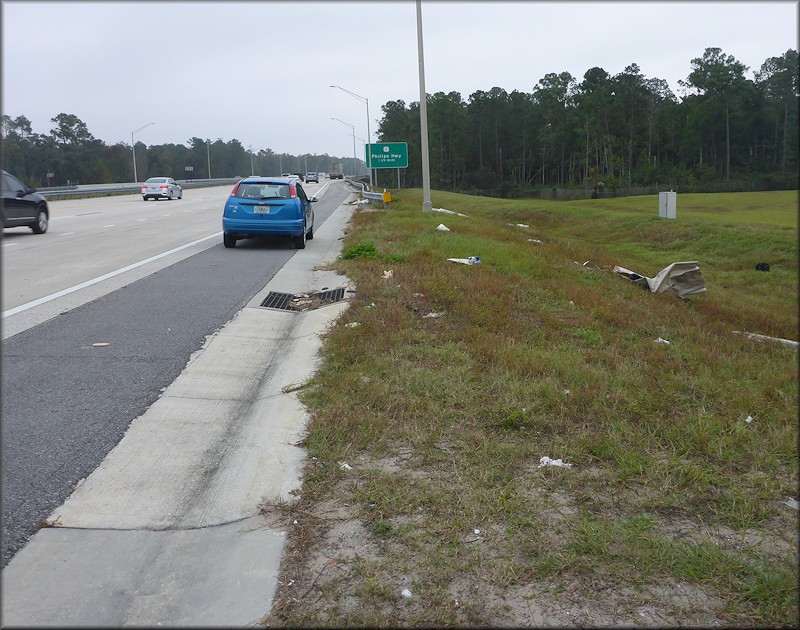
[1,198,356,627]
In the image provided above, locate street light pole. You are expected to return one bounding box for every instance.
[331,117,357,178]
[416,0,432,211]
[330,85,373,186]
[131,122,155,183]
[206,139,212,180]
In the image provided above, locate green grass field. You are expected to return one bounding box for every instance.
[269,189,798,627]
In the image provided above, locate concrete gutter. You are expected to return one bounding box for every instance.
[1,197,356,626]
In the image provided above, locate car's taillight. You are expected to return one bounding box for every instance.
[160,184,168,189]
[288,184,297,198]
[230,182,241,197]
[141,184,146,189]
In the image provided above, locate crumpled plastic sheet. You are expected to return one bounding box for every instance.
[436,224,450,231]
[613,261,706,299]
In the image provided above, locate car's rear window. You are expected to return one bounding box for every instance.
[234,182,291,200]
[146,178,167,183]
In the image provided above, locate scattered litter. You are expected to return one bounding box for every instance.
[345,322,361,328]
[339,462,352,470]
[564,389,570,395]
[744,415,754,424]
[383,270,393,279]
[366,302,376,309]
[508,223,529,228]
[569,300,575,306]
[755,262,770,272]
[92,342,111,347]
[293,520,298,524]
[613,261,706,299]
[287,580,295,586]
[654,337,671,345]
[436,224,450,231]
[785,498,799,510]
[401,589,413,599]
[448,256,481,265]
[528,239,543,243]
[538,456,572,469]
[431,207,468,217]
[733,330,799,348]
[473,528,481,535]
[423,311,445,318]
[413,293,424,297]
[369,503,377,508]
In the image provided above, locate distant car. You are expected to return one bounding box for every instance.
[293,172,305,183]
[305,172,319,183]
[1,169,49,234]
[141,177,182,201]
[222,176,317,249]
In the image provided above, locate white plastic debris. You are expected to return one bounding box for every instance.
[339,462,352,470]
[528,239,543,243]
[654,337,671,344]
[366,302,376,308]
[744,415,754,424]
[785,498,799,510]
[383,270,393,279]
[473,529,481,535]
[401,589,413,598]
[538,456,572,469]
[345,322,361,328]
[564,389,570,395]
[733,330,800,348]
[423,311,444,318]
[508,223,529,228]
[431,207,468,217]
[436,224,450,231]
[447,256,481,265]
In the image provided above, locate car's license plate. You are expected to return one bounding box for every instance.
[253,206,270,214]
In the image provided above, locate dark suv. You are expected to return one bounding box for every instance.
[1,170,49,234]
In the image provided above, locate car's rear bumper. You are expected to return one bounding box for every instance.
[223,217,304,237]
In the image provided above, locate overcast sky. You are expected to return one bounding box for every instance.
[2,0,798,159]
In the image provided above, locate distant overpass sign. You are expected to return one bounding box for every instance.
[366,142,408,169]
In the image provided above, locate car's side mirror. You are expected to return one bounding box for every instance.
[309,196,318,203]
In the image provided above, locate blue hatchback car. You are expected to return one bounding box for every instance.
[222,176,317,249]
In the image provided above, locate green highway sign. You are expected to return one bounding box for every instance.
[366,142,408,169]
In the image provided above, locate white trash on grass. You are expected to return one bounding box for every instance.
[431,207,468,217]
[785,498,799,510]
[538,456,572,469]
[733,330,800,348]
[339,462,352,470]
[383,270,393,279]
[448,256,481,265]
[436,224,450,231]
[654,337,671,345]
[423,311,445,318]
[401,588,413,598]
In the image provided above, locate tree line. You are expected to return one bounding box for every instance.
[2,47,796,197]
[373,47,798,197]
[0,114,356,188]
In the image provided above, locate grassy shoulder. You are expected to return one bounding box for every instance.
[266,189,798,627]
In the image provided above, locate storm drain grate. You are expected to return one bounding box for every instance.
[260,287,347,311]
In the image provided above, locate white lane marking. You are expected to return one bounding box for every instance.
[104,225,116,228]
[59,232,75,236]
[163,214,172,217]
[138,218,148,222]
[2,231,223,318]
[3,242,19,248]
[50,215,76,220]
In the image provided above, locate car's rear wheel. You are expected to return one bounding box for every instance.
[168,191,174,200]
[294,225,306,249]
[223,233,237,248]
[31,207,48,234]
[306,220,314,240]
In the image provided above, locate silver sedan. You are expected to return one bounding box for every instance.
[141,177,182,201]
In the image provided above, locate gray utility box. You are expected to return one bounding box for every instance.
[659,191,676,219]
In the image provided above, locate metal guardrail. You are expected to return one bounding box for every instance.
[37,178,239,200]
[344,177,388,207]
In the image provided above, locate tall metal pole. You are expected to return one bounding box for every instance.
[206,139,212,180]
[331,117,356,177]
[131,122,155,183]
[416,0,432,211]
[330,85,373,186]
